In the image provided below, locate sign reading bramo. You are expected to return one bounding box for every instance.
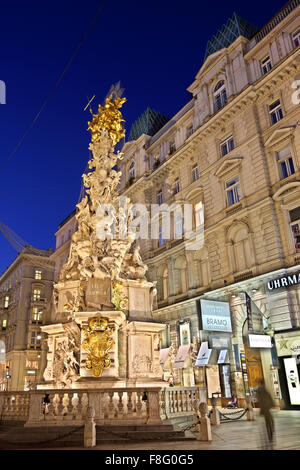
[96,196,205,250]
[267,272,300,291]
[200,299,232,333]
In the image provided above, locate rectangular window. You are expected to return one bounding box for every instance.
[169,141,176,154]
[225,177,242,206]
[25,360,38,369]
[32,307,43,324]
[261,56,272,75]
[221,135,235,157]
[277,147,295,179]
[215,89,227,111]
[269,100,283,125]
[192,164,199,182]
[2,320,7,330]
[290,207,300,253]
[174,178,180,195]
[4,296,9,309]
[157,189,163,206]
[33,289,41,301]
[34,270,42,280]
[292,29,300,48]
[194,201,204,228]
[175,213,183,239]
[159,225,165,247]
[186,125,193,139]
[30,331,41,349]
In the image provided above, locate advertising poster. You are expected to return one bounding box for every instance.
[209,334,231,350]
[179,322,191,346]
[206,365,221,398]
[200,299,232,333]
[220,365,232,398]
[173,344,191,369]
[217,350,229,364]
[159,348,170,367]
[195,341,212,366]
[284,357,300,405]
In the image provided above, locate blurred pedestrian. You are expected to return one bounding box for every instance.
[256,380,275,448]
[227,393,238,409]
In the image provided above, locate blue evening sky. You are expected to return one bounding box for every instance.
[0,0,286,273]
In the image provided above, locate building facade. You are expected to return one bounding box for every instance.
[51,210,77,282]
[119,1,300,408]
[0,247,54,391]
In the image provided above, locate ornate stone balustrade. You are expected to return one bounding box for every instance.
[159,386,206,419]
[0,392,30,421]
[0,386,206,427]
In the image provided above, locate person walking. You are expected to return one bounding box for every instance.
[256,380,275,448]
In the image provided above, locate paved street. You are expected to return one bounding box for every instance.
[91,410,300,451]
[0,410,299,450]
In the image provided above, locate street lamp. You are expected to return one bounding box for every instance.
[5,365,11,391]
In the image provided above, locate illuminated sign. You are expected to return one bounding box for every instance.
[200,299,232,333]
[209,334,231,350]
[284,357,300,405]
[249,334,272,349]
[275,334,300,357]
[267,272,300,291]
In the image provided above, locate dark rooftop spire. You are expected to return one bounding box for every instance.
[128,107,170,142]
[204,12,258,61]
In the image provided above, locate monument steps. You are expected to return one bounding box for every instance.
[0,422,196,448]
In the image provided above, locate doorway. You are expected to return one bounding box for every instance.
[244,343,264,402]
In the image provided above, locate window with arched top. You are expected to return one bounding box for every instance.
[228,225,252,273]
[129,161,135,179]
[214,80,227,112]
[174,256,188,294]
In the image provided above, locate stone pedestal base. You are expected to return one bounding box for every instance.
[38,311,165,389]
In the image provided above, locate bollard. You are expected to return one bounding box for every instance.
[198,402,212,442]
[246,397,255,421]
[210,396,220,426]
[84,406,96,448]
[192,399,200,432]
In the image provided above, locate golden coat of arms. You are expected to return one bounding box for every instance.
[82,317,114,377]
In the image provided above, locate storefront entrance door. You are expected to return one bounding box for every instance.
[244,344,263,389]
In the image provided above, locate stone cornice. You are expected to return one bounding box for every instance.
[244,5,300,60]
[121,50,300,200]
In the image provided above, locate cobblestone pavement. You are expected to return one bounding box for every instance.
[91,410,300,451]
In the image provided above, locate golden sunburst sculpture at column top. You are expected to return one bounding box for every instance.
[87,94,127,146]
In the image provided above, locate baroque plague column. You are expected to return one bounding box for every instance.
[39,92,164,389]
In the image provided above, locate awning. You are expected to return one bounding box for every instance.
[173,344,191,369]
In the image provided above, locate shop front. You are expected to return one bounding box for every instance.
[195,299,233,406]
[274,328,300,409]
[197,281,281,408]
